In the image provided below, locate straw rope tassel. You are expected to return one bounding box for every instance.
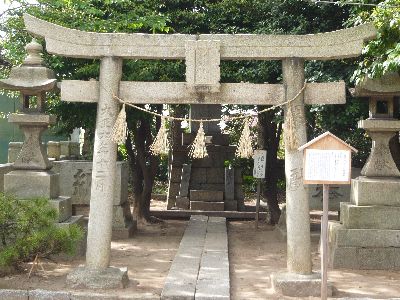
[150,117,169,156]
[111,103,128,145]
[189,121,208,159]
[236,119,253,158]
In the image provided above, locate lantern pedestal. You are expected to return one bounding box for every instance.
[9,113,56,170]
[359,119,400,177]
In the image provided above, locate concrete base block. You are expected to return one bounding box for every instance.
[66,266,129,289]
[271,272,332,297]
[176,196,190,209]
[4,170,59,199]
[341,202,400,229]
[191,201,224,211]
[352,176,400,206]
[330,245,400,270]
[49,196,72,222]
[329,222,400,270]
[329,221,400,248]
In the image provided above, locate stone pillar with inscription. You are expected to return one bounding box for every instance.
[67,57,129,289]
[271,58,322,296]
[329,73,400,270]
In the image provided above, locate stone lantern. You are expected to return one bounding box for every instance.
[0,39,58,198]
[353,73,400,177]
[329,73,400,270]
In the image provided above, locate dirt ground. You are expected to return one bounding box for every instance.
[1,206,400,299]
[0,220,186,298]
[229,221,400,300]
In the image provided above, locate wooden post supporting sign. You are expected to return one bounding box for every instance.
[298,132,357,300]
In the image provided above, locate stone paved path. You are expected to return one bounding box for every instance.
[161,215,230,300]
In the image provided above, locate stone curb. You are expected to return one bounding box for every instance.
[0,289,159,300]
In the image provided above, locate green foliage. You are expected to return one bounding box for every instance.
[346,0,400,82]
[0,193,84,269]
[243,175,258,195]
[1,0,384,175]
[152,180,168,194]
[0,0,172,142]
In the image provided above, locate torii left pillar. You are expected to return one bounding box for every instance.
[67,57,129,289]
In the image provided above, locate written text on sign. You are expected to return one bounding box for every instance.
[304,149,350,182]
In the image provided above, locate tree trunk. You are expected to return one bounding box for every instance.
[257,106,282,225]
[125,106,162,223]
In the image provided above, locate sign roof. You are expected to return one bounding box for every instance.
[298,131,357,153]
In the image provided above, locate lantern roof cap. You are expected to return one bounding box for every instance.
[0,39,56,93]
[352,72,400,97]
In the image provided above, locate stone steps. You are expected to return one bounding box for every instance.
[190,190,224,202]
[189,190,225,212]
[150,209,267,220]
[161,215,230,300]
[191,201,225,211]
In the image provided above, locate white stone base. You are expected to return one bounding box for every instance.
[66,266,129,289]
[271,272,333,297]
[4,170,59,199]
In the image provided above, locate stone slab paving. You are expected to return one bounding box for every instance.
[195,217,230,300]
[161,215,230,300]
[0,289,158,300]
[161,215,208,300]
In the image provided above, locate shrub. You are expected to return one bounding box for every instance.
[0,193,84,270]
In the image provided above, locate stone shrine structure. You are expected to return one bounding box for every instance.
[329,73,400,270]
[0,40,83,230]
[22,13,375,294]
[168,103,244,212]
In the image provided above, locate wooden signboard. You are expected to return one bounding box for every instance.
[299,132,356,185]
[253,150,267,229]
[253,150,267,179]
[298,132,357,300]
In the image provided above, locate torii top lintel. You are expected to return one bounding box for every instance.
[24,14,376,61]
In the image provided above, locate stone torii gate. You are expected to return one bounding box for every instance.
[23,14,376,294]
